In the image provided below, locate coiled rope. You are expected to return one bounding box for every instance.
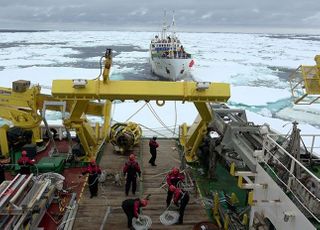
[132,215,152,230]
[159,210,180,225]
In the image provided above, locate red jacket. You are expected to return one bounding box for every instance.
[84,164,101,175]
[123,160,141,177]
[149,140,159,154]
[133,199,142,218]
[166,172,185,186]
[173,188,187,204]
[173,188,182,204]
[18,156,34,166]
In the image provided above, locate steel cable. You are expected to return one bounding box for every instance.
[146,103,175,135]
[125,102,148,122]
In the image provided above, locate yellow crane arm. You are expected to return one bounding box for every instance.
[0,82,106,158]
[0,106,42,129]
[38,94,105,116]
[52,79,230,161]
[51,80,230,102]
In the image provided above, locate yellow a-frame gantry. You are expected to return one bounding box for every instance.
[51,50,230,162]
[290,55,320,104]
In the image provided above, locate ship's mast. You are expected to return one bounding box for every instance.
[161,11,167,40]
[171,11,176,40]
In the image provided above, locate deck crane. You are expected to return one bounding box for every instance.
[0,81,105,157]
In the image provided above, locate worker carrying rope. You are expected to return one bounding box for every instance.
[165,167,185,207]
[169,185,190,224]
[82,159,101,198]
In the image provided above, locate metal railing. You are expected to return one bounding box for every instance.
[262,134,320,222]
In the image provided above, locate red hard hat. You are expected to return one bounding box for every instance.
[169,185,176,192]
[129,154,135,161]
[22,151,27,156]
[140,199,148,207]
[172,167,179,175]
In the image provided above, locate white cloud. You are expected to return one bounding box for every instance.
[201,12,213,19]
[302,12,320,24]
[252,8,260,13]
[179,9,196,15]
[129,8,148,16]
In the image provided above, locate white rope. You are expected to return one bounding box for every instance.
[159,210,179,225]
[172,101,177,137]
[146,103,175,135]
[125,102,148,122]
[132,215,152,230]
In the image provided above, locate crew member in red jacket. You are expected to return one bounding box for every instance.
[18,150,35,174]
[148,136,159,166]
[122,198,148,229]
[83,159,101,198]
[123,154,141,196]
[166,167,185,207]
[169,185,190,224]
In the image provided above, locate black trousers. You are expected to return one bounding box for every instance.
[178,194,190,224]
[166,190,174,207]
[125,176,137,195]
[88,173,99,197]
[149,151,157,165]
[20,166,31,175]
[122,203,134,228]
[0,167,5,184]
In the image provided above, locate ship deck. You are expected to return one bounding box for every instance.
[73,139,209,229]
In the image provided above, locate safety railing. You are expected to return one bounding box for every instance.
[262,134,320,222]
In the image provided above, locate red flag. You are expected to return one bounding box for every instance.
[189,59,195,68]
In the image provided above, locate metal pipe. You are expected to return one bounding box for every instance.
[10,174,33,204]
[65,203,78,230]
[60,193,77,229]
[27,181,49,209]
[0,174,26,208]
[34,181,49,204]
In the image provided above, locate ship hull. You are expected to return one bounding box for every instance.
[150,57,192,81]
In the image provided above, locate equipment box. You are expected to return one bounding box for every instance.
[12,80,31,92]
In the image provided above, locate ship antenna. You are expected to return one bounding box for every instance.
[162,10,167,40]
[171,10,176,40]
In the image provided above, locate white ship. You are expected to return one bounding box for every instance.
[149,13,194,81]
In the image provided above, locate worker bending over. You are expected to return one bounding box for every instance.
[122,198,148,229]
[169,185,190,224]
[166,167,185,207]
